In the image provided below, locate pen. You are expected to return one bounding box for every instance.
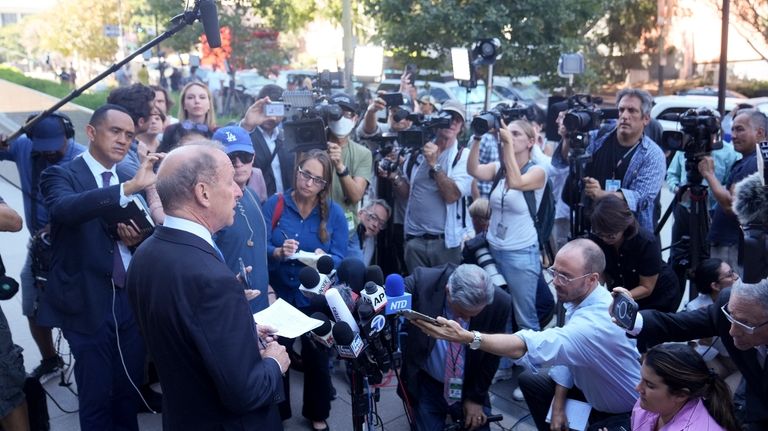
[281,231,289,241]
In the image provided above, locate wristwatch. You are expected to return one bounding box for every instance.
[429,164,443,178]
[468,330,482,350]
[337,166,350,177]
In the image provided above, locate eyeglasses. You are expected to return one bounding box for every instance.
[181,120,209,133]
[545,267,594,286]
[364,211,386,228]
[297,167,327,188]
[228,151,254,165]
[718,269,739,283]
[591,230,622,241]
[720,303,768,335]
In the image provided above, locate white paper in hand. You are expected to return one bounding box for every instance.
[545,398,592,431]
[253,298,323,338]
[288,250,321,268]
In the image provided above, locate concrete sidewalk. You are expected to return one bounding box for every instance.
[0,78,537,430]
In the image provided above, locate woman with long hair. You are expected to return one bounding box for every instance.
[467,119,547,331]
[262,150,348,431]
[159,82,216,152]
[631,343,739,431]
[590,195,681,311]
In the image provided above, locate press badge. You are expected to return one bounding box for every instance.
[448,378,463,400]
[495,222,508,240]
[606,179,621,192]
[345,210,356,231]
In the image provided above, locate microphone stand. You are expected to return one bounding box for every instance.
[4,1,207,143]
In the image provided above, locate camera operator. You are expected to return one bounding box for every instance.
[325,94,374,258]
[241,84,294,197]
[699,108,766,275]
[554,88,666,232]
[0,197,27,431]
[0,113,86,381]
[400,264,510,431]
[383,100,472,273]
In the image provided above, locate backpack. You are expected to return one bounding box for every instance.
[491,161,556,265]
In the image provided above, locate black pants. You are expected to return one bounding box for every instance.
[518,369,630,431]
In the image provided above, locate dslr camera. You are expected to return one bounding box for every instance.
[462,234,508,292]
[397,112,453,150]
[471,103,529,136]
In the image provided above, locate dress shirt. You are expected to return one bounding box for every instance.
[259,126,283,193]
[516,286,641,413]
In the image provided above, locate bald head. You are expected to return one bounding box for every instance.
[156,144,223,213]
[560,238,606,275]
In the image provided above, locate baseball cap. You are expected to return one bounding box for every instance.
[212,126,254,154]
[440,100,466,123]
[329,93,358,112]
[29,115,68,152]
[418,95,439,109]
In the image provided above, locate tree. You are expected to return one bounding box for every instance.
[710,0,768,63]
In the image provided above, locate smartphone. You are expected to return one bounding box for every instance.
[238,257,251,289]
[398,309,444,326]
[381,92,404,108]
[265,102,285,117]
[404,64,418,86]
[611,292,638,330]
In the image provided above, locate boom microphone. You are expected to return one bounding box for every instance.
[384,273,412,315]
[734,146,768,283]
[332,321,364,359]
[309,312,335,348]
[198,0,221,48]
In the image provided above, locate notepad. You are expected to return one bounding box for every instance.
[253,298,323,338]
[545,398,592,431]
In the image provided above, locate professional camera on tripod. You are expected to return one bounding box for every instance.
[657,108,723,289]
[281,89,344,153]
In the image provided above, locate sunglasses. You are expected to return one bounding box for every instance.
[298,167,327,188]
[228,151,254,164]
[180,120,209,133]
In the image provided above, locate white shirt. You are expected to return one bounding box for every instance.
[487,161,546,251]
[162,215,216,249]
[259,126,284,193]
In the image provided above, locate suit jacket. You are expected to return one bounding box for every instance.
[400,264,511,405]
[638,287,768,424]
[38,156,130,334]
[249,127,294,196]
[127,226,284,431]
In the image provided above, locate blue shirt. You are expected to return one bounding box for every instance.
[516,286,640,414]
[262,191,348,308]
[215,187,269,313]
[0,135,85,234]
[708,150,758,245]
[666,144,740,210]
[474,133,500,198]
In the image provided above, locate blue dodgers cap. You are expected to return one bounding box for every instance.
[29,115,68,151]
[212,126,254,154]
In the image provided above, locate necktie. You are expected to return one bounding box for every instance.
[212,242,225,263]
[101,171,127,287]
[443,318,466,405]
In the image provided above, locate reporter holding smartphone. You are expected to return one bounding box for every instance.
[589,195,681,312]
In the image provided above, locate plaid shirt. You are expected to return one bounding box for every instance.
[474,133,500,198]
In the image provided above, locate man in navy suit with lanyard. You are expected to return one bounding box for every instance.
[39,104,161,430]
[127,143,289,430]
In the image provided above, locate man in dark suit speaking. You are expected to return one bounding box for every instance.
[127,143,290,430]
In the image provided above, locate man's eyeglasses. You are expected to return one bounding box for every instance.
[720,303,768,335]
[228,151,254,165]
[718,269,739,283]
[364,211,385,228]
[181,120,209,133]
[298,167,327,188]
[545,267,594,286]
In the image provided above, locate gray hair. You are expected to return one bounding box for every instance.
[363,198,392,218]
[735,108,768,135]
[156,147,220,211]
[447,264,494,309]
[732,278,768,310]
[562,238,606,274]
[616,88,653,116]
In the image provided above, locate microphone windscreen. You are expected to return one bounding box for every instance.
[332,321,354,345]
[734,171,768,227]
[364,265,385,286]
[363,281,379,295]
[357,301,374,320]
[308,293,328,309]
[299,266,320,288]
[333,283,355,311]
[310,312,331,335]
[338,258,366,294]
[385,274,405,296]
[199,0,221,48]
[317,255,335,275]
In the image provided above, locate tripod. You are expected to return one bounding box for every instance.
[566,148,592,239]
[656,155,710,301]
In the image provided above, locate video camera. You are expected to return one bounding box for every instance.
[281,90,343,153]
[397,111,453,149]
[558,94,618,150]
[660,108,723,155]
[471,102,530,136]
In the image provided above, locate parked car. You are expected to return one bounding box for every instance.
[651,95,740,133]
[234,70,274,99]
[675,86,748,99]
[493,77,549,110]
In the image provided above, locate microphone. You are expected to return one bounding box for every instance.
[337,257,366,294]
[317,255,337,285]
[734,171,768,227]
[309,312,335,348]
[361,281,387,314]
[198,0,221,48]
[325,287,360,333]
[356,302,391,372]
[332,321,364,359]
[384,273,412,315]
[298,266,331,296]
[364,265,385,286]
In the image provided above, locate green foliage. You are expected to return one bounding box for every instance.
[0,66,107,110]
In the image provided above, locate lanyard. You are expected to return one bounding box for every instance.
[612,139,641,179]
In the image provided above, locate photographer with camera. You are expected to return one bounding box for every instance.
[554,88,666,233]
[699,108,766,275]
[467,119,547,331]
[1,113,86,381]
[384,100,472,274]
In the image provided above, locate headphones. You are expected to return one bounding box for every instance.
[25,112,76,141]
